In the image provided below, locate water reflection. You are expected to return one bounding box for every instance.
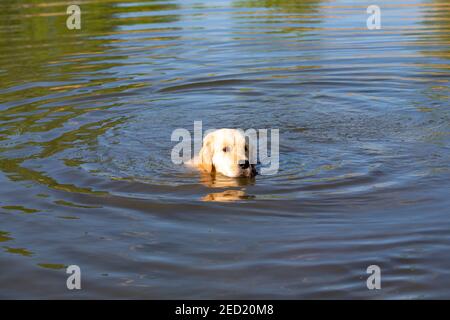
[202,189,253,202]
[234,0,320,13]
[424,0,450,56]
[0,231,13,243]
[199,172,256,188]
[200,172,255,202]
[0,0,180,194]
[0,0,449,299]
[3,247,33,257]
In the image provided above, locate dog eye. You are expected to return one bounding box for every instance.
[223,147,230,152]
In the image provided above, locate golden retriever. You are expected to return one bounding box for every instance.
[188,128,256,178]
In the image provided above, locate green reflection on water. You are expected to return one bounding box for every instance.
[0,231,13,242]
[0,117,125,195]
[54,199,101,208]
[0,0,180,88]
[1,0,323,198]
[0,0,179,194]
[3,246,33,257]
[2,205,39,214]
[234,0,320,12]
[37,263,66,270]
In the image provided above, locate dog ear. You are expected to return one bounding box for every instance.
[198,133,214,173]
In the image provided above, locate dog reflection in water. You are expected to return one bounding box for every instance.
[199,172,255,202]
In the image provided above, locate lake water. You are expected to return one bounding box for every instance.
[0,0,449,299]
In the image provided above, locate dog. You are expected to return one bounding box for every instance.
[188,128,256,178]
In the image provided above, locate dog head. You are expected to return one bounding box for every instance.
[198,129,256,178]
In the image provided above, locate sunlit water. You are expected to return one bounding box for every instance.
[0,0,449,299]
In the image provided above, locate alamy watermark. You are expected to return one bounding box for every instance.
[66,265,81,290]
[367,5,381,30]
[366,265,381,290]
[66,5,81,30]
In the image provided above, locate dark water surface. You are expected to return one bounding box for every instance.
[0,0,449,298]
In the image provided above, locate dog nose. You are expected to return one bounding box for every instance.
[239,160,250,169]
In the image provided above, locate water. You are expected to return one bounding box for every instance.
[0,0,449,299]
